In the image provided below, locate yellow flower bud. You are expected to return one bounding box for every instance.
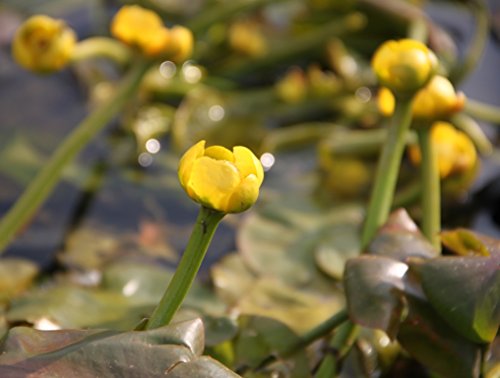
[228,21,267,57]
[275,67,307,104]
[372,39,438,96]
[178,140,264,213]
[377,76,465,120]
[12,15,76,73]
[169,26,194,63]
[408,121,477,178]
[111,5,170,57]
[377,87,396,116]
[412,75,465,120]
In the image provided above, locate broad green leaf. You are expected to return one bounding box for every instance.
[344,255,408,338]
[398,296,482,378]
[0,318,238,377]
[0,258,38,303]
[366,209,438,261]
[419,254,500,343]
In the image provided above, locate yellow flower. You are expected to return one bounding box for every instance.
[12,15,76,73]
[372,39,438,96]
[111,5,170,57]
[228,21,267,57]
[408,122,477,178]
[412,75,465,119]
[169,26,194,63]
[178,141,264,213]
[378,76,465,120]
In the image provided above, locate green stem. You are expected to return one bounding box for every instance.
[464,98,500,125]
[146,206,225,329]
[314,322,360,377]
[449,0,489,84]
[217,13,366,78]
[451,112,493,155]
[0,59,151,253]
[361,98,413,250]
[71,37,132,65]
[186,0,291,34]
[417,126,441,252]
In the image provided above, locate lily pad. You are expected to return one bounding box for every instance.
[238,198,363,289]
[0,318,239,377]
[418,254,500,343]
[212,253,343,333]
[0,258,38,303]
[440,228,492,256]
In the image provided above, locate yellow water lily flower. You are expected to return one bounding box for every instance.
[408,122,477,178]
[110,5,170,57]
[372,39,438,96]
[12,15,76,73]
[178,141,264,213]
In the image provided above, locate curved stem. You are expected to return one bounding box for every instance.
[361,98,413,250]
[417,126,441,252]
[451,112,493,155]
[450,0,489,84]
[314,322,360,378]
[0,59,151,254]
[464,98,500,125]
[71,37,132,66]
[146,206,225,329]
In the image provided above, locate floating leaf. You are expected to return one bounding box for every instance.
[419,254,500,343]
[344,255,408,339]
[212,254,343,333]
[398,296,482,378]
[0,258,38,303]
[0,318,238,377]
[239,198,363,289]
[366,209,438,261]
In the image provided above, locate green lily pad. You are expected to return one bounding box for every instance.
[0,258,38,303]
[398,296,482,378]
[419,254,500,343]
[212,253,343,333]
[366,209,438,261]
[238,198,363,289]
[0,318,238,377]
[344,255,409,339]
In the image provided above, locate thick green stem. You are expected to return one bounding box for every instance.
[417,126,441,252]
[146,206,225,329]
[361,98,413,250]
[0,59,151,254]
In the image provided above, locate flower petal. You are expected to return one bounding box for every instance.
[178,140,205,189]
[187,157,240,211]
[233,146,264,185]
[223,174,260,213]
[204,146,234,162]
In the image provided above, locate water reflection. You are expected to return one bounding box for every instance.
[159,60,176,79]
[138,152,154,167]
[355,86,371,103]
[145,138,161,154]
[208,105,225,121]
[182,61,202,83]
